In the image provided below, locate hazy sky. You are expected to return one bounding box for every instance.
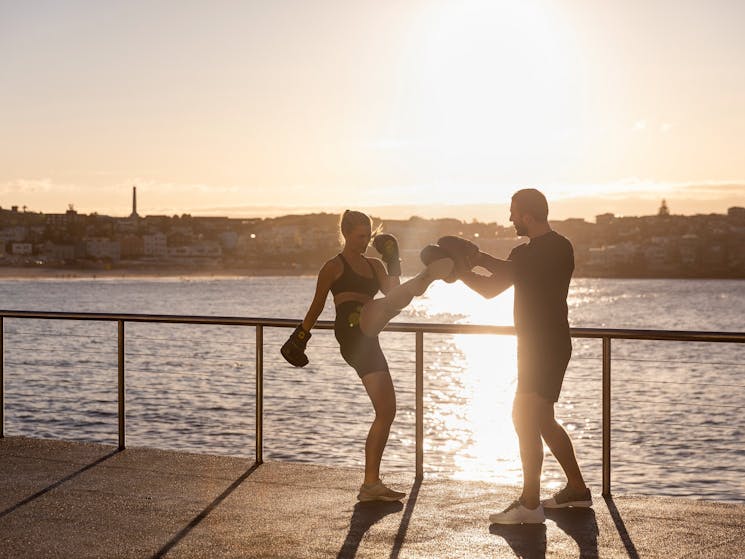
[2,0,744,222]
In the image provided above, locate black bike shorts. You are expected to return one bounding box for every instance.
[334,301,389,378]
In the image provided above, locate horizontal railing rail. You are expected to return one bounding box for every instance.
[0,309,743,342]
[1,309,743,497]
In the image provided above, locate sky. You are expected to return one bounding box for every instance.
[1,0,744,223]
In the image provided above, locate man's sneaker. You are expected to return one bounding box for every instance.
[357,480,406,502]
[541,486,593,509]
[489,500,545,525]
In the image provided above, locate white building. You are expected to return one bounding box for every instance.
[11,242,33,255]
[643,238,675,273]
[143,233,168,257]
[167,241,222,258]
[588,242,638,269]
[0,227,28,243]
[218,231,239,251]
[41,242,76,261]
[85,238,121,260]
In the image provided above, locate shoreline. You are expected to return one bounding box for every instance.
[0,266,743,281]
[0,266,316,280]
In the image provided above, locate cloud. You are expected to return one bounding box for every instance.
[0,178,56,194]
[117,178,242,195]
[677,180,745,195]
[557,178,745,200]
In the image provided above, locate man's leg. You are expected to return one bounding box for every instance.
[539,403,588,492]
[512,392,545,509]
[489,391,547,524]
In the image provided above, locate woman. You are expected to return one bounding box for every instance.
[281,210,453,501]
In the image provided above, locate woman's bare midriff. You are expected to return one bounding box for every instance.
[334,292,373,307]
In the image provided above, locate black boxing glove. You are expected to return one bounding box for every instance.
[437,235,480,279]
[372,233,401,276]
[280,324,312,367]
[420,244,457,283]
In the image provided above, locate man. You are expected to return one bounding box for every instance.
[458,188,592,525]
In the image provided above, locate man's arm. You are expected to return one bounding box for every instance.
[460,253,515,299]
[474,250,511,275]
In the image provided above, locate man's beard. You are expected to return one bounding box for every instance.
[514,223,527,236]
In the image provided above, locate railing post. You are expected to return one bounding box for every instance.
[255,325,264,464]
[415,330,424,480]
[602,336,611,497]
[118,320,125,450]
[1,317,4,439]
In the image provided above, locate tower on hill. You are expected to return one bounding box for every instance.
[130,186,139,219]
[658,199,670,217]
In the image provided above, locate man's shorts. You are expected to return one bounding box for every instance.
[516,337,572,402]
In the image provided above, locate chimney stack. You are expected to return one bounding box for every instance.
[130,186,139,219]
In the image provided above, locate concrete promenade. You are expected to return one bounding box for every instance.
[1,437,743,558]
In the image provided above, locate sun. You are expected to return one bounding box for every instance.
[390,0,578,183]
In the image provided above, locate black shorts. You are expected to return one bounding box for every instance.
[334,301,389,378]
[516,337,572,402]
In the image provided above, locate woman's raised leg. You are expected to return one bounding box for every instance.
[359,257,453,336]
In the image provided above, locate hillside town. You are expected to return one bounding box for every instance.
[1,188,744,278]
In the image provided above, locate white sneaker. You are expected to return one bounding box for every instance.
[489,500,545,525]
[541,486,593,509]
[357,480,406,502]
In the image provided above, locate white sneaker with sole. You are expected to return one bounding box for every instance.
[541,486,593,509]
[489,500,545,525]
[357,480,406,502]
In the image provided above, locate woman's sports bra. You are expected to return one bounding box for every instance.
[330,254,380,298]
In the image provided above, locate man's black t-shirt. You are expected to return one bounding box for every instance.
[508,230,574,347]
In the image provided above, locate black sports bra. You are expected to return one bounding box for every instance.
[330,254,380,298]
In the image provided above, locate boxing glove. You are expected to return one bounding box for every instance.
[281,324,312,367]
[437,236,479,279]
[420,244,458,283]
[372,233,401,276]
[419,244,449,266]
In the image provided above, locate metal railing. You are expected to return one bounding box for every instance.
[1,309,743,497]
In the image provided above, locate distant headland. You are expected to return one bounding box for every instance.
[2,190,744,279]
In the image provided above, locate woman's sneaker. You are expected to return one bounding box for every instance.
[357,480,406,502]
[541,486,593,509]
[489,500,545,525]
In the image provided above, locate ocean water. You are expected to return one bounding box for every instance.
[1,277,744,502]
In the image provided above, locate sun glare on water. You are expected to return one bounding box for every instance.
[407,280,527,483]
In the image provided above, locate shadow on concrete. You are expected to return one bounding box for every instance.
[0,448,121,520]
[604,496,640,559]
[151,461,261,559]
[389,478,421,559]
[490,522,547,559]
[336,501,403,559]
[545,507,599,559]
[336,479,422,559]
